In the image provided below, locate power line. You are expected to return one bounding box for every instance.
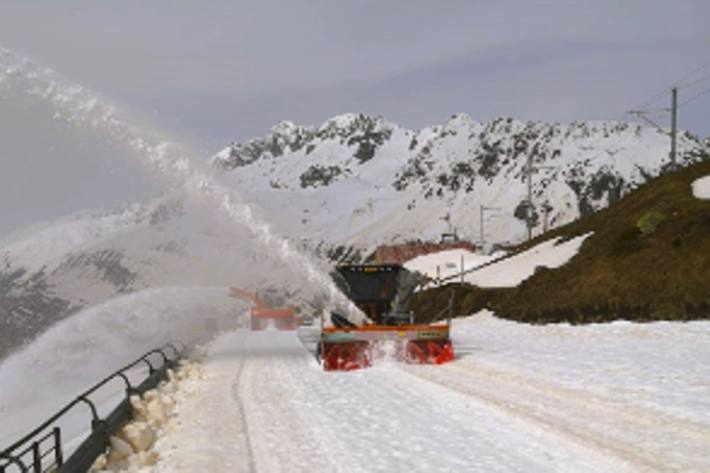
[630,58,710,114]
[674,59,710,87]
[679,85,710,108]
[635,88,671,112]
[678,73,710,89]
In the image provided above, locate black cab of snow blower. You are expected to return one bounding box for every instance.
[320,264,454,371]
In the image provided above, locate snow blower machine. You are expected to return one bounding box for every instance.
[229,287,298,330]
[319,264,454,371]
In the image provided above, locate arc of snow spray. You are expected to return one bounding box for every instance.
[0,47,362,323]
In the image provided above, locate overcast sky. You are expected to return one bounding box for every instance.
[0,1,709,237]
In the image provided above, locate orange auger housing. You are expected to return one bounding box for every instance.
[319,265,455,371]
[321,324,454,371]
[229,287,297,330]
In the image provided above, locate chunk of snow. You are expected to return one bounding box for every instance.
[691,175,710,200]
[89,361,200,472]
[108,436,133,460]
[135,450,159,467]
[122,421,156,452]
[466,232,592,287]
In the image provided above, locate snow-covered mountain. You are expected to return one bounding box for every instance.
[213,114,708,252]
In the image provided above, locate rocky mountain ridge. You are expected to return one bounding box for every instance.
[213,113,708,250]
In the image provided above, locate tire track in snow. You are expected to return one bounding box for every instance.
[234,341,355,472]
[151,337,254,472]
[157,329,702,472]
[244,331,621,472]
[229,357,256,473]
[398,359,710,472]
[221,332,615,472]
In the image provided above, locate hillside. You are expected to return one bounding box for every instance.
[213,113,707,252]
[412,159,710,323]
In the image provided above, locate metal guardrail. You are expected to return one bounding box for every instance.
[0,342,184,473]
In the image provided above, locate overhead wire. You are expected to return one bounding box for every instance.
[679,85,710,108]
[508,58,710,236]
[579,59,710,165]
[677,73,710,89]
[630,58,710,115]
[674,58,710,87]
[634,88,672,112]
[489,60,710,235]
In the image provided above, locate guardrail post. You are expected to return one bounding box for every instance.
[165,343,180,359]
[156,349,169,368]
[142,357,155,375]
[53,427,63,467]
[31,442,41,473]
[116,372,135,398]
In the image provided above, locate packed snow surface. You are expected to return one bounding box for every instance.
[148,312,710,472]
[691,174,710,200]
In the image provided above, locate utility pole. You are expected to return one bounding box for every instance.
[480,204,502,249]
[629,87,679,172]
[524,155,556,241]
[527,154,533,241]
[670,87,678,170]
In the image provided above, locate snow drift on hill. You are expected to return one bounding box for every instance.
[465,233,593,288]
[403,233,591,288]
[692,175,710,199]
[404,248,503,281]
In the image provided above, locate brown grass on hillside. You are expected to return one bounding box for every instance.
[412,160,710,324]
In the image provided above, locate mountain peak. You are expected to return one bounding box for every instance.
[270,120,300,136]
[212,113,708,247]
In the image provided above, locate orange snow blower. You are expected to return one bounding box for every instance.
[320,264,454,371]
[229,287,297,330]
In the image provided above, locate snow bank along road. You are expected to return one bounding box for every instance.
[151,313,710,472]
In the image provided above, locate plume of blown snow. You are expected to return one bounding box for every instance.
[0,46,359,321]
[0,287,242,449]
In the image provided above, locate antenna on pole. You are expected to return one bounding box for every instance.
[628,87,678,171]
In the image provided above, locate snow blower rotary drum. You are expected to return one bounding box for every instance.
[319,264,454,371]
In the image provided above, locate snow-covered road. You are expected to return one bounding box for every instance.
[150,313,710,472]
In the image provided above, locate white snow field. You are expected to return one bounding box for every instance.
[404,233,591,288]
[692,174,710,200]
[403,248,505,281]
[147,312,710,473]
[464,233,592,287]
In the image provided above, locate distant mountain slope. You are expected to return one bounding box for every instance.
[213,114,708,250]
[0,199,256,359]
[413,159,710,323]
